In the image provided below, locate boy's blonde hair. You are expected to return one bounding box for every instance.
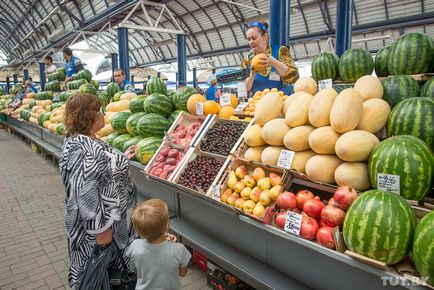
[131,199,169,242]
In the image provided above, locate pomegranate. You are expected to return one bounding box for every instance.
[328,197,336,206]
[316,226,335,249]
[321,204,346,227]
[303,199,325,220]
[292,207,301,214]
[276,191,297,210]
[301,211,308,217]
[319,220,327,227]
[300,216,319,240]
[296,190,314,209]
[274,210,288,229]
[333,186,359,210]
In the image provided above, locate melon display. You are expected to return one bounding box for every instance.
[308,88,338,127]
[262,118,290,146]
[311,52,340,81]
[203,100,220,115]
[330,89,363,133]
[412,211,434,286]
[285,93,314,127]
[381,76,420,109]
[79,84,97,95]
[254,92,283,125]
[219,106,235,119]
[244,124,266,147]
[110,112,132,134]
[107,132,122,145]
[291,150,316,174]
[387,97,434,150]
[294,77,317,95]
[353,75,383,101]
[143,93,173,117]
[129,97,145,113]
[122,136,143,152]
[136,113,171,138]
[173,86,197,111]
[335,130,380,162]
[107,82,121,99]
[251,53,268,73]
[244,146,266,162]
[56,123,65,135]
[146,77,167,95]
[99,91,110,107]
[77,69,92,82]
[283,126,315,151]
[343,190,416,265]
[334,162,371,191]
[282,92,304,115]
[421,77,434,99]
[305,155,344,184]
[356,99,390,133]
[136,137,163,165]
[374,46,391,77]
[187,94,207,115]
[338,48,374,82]
[308,126,340,154]
[388,32,434,75]
[126,112,147,136]
[368,135,434,201]
[113,134,132,151]
[168,110,184,123]
[261,146,284,166]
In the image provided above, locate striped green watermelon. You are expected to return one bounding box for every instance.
[91,80,99,90]
[169,110,185,123]
[374,46,391,77]
[129,97,145,113]
[173,86,197,111]
[136,137,163,164]
[421,78,434,99]
[113,90,125,102]
[20,109,31,121]
[381,76,420,108]
[311,52,340,81]
[107,82,120,99]
[112,134,132,151]
[38,112,52,126]
[143,93,173,117]
[136,113,171,138]
[56,123,65,135]
[387,97,434,150]
[388,32,434,75]
[412,211,434,286]
[368,135,434,201]
[111,112,132,133]
[77,69,92,82]
[146,77,167,95]
[99,91,110,107]
[343,190,416,265]
[107,132,122,145]
[126,112,147,136]
[338,48,374,82]
[122,136,142,152]
[28,100,37,109]
[79,84,97,95]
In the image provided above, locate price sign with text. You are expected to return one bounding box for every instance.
[277,149,295,169]
[52,94,60,102]
[234,102,248,113]
[211,184,220,200]
[377,173,400,194]
[237,81,247,98]
[196,102,204,115]
[284,211,302,236]
[318,78,332,91]
[220,94,232,106]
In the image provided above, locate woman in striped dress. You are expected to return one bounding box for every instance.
[59,93,137,289]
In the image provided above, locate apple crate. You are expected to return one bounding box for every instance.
[213,157,291,224]
[164,111,214,147]
[144,140,193,186]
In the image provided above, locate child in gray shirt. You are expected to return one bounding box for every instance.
[126,198,191,290]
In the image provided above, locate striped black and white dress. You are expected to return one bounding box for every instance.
[59,134,137,289]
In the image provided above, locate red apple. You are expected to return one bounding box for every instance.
[321,205,346,227]
[333,186,359,210]
[276,191,297,210]
[296,190,315,209]
[275,210,288,229]
[303,199,325,220]
[300,216,319,240]
[316,226,335,249]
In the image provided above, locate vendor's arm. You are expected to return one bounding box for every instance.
[275,46,299,86]
[74,58,84,72]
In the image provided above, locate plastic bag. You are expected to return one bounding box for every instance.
[78,243,113,290]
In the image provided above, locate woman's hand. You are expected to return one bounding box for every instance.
[262,54,277,68]
[96,228,113,245]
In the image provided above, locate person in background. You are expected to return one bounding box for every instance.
[241,21,299,96]
[205,79,222,102]
[23,78,38,94]
[114,68,135,93]
[62,47,84,84]
[59,93,137,289]
[44,56,57,74]
[126,198,191,290]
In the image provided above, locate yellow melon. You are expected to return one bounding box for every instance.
[334,162,371,191]
[262,118,291,146]
[330,88,363,133]
[220,94,238,108]
[308,126,341,154]
[283,125,315,151]
[219,106,235,119]
[356,99,391,133]
[251,53,268,73]
[294,77,317,95]
[203,100,220,115]
[305,155,344,184]
[187,94,207,115]
[120,92,137,101]
[308,88,338,127]
[244,124,266,146]
[335,130,380,161]
[261,146,284,166]
[254,92,283,125]
[291,150,316,174]
[282,92,305,115]
[244,146,266,162]
[353,75,383,101]
[285,93,314,127]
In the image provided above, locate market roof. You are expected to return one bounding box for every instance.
[1,0,433,73]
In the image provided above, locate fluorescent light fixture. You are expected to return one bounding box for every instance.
[48,28,65,42]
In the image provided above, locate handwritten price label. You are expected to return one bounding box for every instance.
[284,211,302,236]
[220,94,232,106]
[211,184,220,200]
[377,173,400,194]
[318,78,332,91]
[277,149,295,169]
[196,102,204,115]
[234,102,248,113]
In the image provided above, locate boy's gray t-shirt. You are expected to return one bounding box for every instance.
[125,239,191,290]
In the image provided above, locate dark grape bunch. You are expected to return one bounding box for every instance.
[200,121,247,156]
[178,155,224,193]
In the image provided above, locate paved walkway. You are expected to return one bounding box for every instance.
[0,128,209,290]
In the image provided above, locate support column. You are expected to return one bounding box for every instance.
[117,28,130,81]
[280,0,290,45]
[23,69,29,81]
[212,68,216,74]
[177,34,187,87]
[13,74,18,84]
[335,0,353,57]
[6,76,10,93]
[39,62,46,91]
[111,53,118,79]
[157,72,161,78]
[270,0,290,46]
[193,67,197,89]
[131,75,135,87]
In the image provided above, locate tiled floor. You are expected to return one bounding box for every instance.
[0,128,210,290]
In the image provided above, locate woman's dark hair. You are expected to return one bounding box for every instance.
[62,47,73,56]
[45,55,53,62]
[64,93,102,137]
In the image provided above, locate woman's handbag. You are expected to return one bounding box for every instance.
[108,239,137,290]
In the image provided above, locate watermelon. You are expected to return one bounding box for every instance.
[122,136,142,152]
[20,109,31,121]
[388,97,434,150]
[57,67,66,75]
[112,134,132,151]
[146,77,167,95]
[343,190,416,265]
[421,77,434,99]
[388,32,434,75]
[311,52,339,81]
[113,90,125,102]
[412,211,434,286]
[79,84,97,95]
[77,69,92,82]
[129,97,145,113]
[28,100,37,109]
[67,79,88,90]
[99,91,110,107]
[173,86,197,111]
[374,46,391,77]
[107,132,122,145]
[59,91,72,102]
[71,73,79,81]
[381,76,420,108]
[168,110,185,123]
[126,112,147,136]
[56,123,65,135]
[110,112,132,133]
[107,82,121,99]
[136,113,171,138]
[136,137,163,164]
[91,80,99,90]
[38,112,52,126]
[35,91,53,100]
[48,71,66,82]
[368,135,434,201]
[143,93,173,117]
[338,48,374,82]
[45,80,61,92]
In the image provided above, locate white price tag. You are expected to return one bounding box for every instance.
[377,173,400,194]
[237,81,247,98]
[52,94,60,102]
[318,78,333,91]
[269,72,281,81]
[284,211,302,236]
[220,94,232,106]
[196,102,204,115]
[277,149,295,169]
[211,184,220,200]
[234,102,248,113]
